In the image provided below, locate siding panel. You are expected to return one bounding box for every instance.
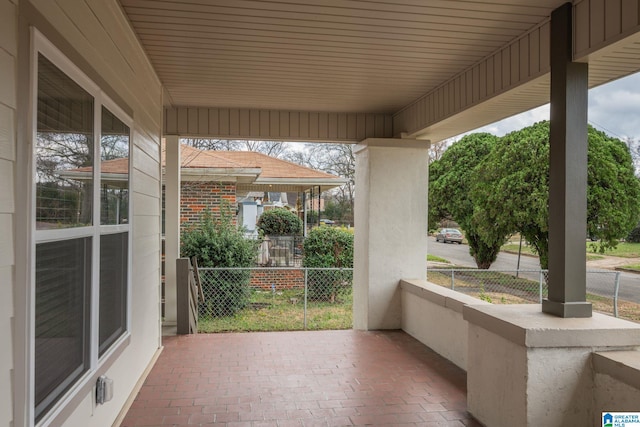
[394,20,552,138]
[0,50,16,108]
[621,0,639,32]
[0,104,14,160]
[0,7,14,427]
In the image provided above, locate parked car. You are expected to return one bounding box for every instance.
[435,228,463,244]
[319,219,335,225]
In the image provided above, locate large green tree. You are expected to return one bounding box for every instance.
[429,132,502,268]
[473,121,640,269]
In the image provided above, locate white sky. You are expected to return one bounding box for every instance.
[466,71,640,141]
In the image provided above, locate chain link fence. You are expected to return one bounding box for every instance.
[196,267,353,332]
[427,269,628,319]
[256,235,305,267]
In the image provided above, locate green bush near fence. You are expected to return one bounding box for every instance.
[181,207,257,317]
[257,207,303,235]
[303,226,354,301]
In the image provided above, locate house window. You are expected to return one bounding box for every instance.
[36,55,94,229]
[35,238,92,419]
[33,41,132,423]
[99,231,128,356]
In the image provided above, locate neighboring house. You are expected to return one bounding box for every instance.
[164,144,346,233]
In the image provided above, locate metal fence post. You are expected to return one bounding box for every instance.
[539,271,543,304]
[304,268,308,330]
[613,272,621,318]
[450,270,455,290]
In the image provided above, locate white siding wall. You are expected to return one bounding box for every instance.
[0,1,16,426]
[22,0,164,425]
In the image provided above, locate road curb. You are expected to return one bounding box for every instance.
[615,267,640,275]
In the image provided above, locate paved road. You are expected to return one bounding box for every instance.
[427,237,640,304]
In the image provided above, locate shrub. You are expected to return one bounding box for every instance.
[181,207,257,317]
[303,226,354,301]
[627,223,640,243]
[257,208,303,235]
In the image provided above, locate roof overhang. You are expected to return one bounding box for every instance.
[244,177,349,193]
[176,167,261,183]
[119,0,640,143]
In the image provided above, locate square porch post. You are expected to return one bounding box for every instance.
[353,138,429,330]
[164,135,181,325]
[542,2,592,318]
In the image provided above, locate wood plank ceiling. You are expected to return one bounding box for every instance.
[119,0,565,115]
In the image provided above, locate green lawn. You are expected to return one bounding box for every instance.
[501,243,536,256]
[427,254,450,263]
[619,263,640,271]
[588,242,640,258]
[198,288,352,333]
[501,241,640,259]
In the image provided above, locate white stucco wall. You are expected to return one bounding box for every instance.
[0,1,16,426]
[465,305,640,427]
[11,1,163,425]
[400,279,490,371]
[593,351,640,415]
[594,373,640,412]
[466,323,528,427]
[353,139,429,330]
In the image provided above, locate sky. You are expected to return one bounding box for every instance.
[466,71,640,142]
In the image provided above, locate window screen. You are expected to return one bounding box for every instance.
[99,232,128,356]
[36,54,94,229]
[35,238,91,421]
[100,107,129,225]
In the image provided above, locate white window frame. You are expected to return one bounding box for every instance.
[29,29,133,427]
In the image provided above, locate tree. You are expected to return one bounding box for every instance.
[429,133,503,268]
[623,137,640,176]
[429,139,452,164]
[181,138,288,158]
[473,121,640,269]
[323,197,351,222]
[287,143,356,220]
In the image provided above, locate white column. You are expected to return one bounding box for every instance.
[353,138,429,330]
[164,135,180,325]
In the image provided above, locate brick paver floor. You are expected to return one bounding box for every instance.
[121,330,481,426]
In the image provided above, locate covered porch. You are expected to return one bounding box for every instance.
[6,1,640,427]
[121,330,478,427]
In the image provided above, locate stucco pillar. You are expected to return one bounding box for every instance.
[353,138,429,330]
[464,304,640,427]
[164,135,181,325]
[543,2,592,317]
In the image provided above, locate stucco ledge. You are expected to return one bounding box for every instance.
[463,304,640,348]
[399,279,490,314]
[593,351,640,391]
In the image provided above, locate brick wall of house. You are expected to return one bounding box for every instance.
[250,269,305,290]
[180,181,237,229]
